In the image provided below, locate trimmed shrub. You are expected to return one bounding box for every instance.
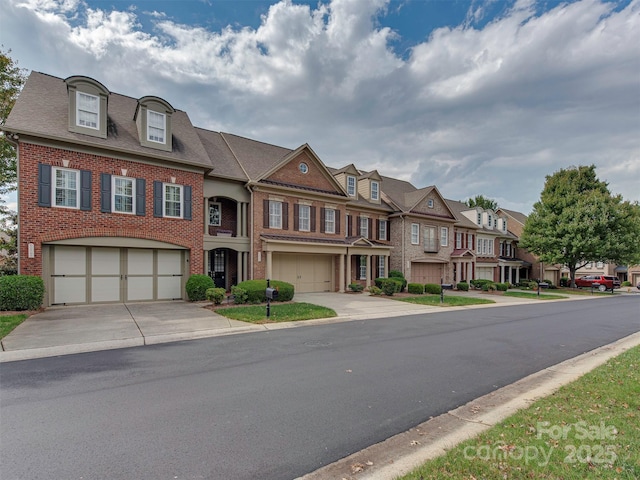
[0,275,45,311]
[348,283,364,293]
[368,286,383,296]
[425,283,442,294]
[388,270,407,292]
[408,283,424,295]
[185,274,215,301]
[206,287,226,305]
[456,282,469,291]
[496,282,509,291]
[622,281,632,287]
[235,280,295,303]
[231,286,248,304]
[481,282,497,292]
[470,279,494,289]
[379,278,398,296]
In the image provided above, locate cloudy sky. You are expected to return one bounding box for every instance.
[2,0,639,213]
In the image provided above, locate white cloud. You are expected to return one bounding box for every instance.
[2,0,639,211]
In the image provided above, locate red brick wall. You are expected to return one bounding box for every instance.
[18,143,204,276]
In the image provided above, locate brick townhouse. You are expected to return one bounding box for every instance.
[4,71,541,307]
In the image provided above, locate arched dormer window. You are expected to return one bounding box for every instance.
[135,96,174,152]
[65,76,110,139]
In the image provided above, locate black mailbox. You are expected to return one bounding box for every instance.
[266,287,278,300]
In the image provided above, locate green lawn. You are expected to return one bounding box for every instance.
[394,295,495,307]
[398,345,640,480]
[555,288,620,296]
[215,302,336,323]
[503,291,568,300]
[0,314,28,339]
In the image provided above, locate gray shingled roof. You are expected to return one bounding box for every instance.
[378,175,418,210]
[196,129,248,181]
[498,207,529,225]
[219,132,292,180]
[5,72,212,169]
[445,199,481,229]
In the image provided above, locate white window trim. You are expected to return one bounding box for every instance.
[147,110,166,144]
[269,201,282,229]
[209,202,222,226]
[378,219,387,240]
[428,199,434,208]
[441,226,448,247]
[456,232,462,249]
[359,255,367,280]
[299,204,310,232]
[76,91,99,130]
[347,176,356,197]
[52,167,80,209]
[360,216,369,238]
[324,208,335,234]
[378,256,385,278]
[371,181,379,200]
[411,223,419,245]
[112,176,135,214]
[163,183,183,219]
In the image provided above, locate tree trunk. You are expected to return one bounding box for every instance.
[569,266,577,288]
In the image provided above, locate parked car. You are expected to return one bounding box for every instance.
[574,275,621,291]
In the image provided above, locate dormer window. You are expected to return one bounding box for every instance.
[503,220,507,232]
[371,181,379,201]
[488,214,492,227]
[147,110,166,143]
[347,175,356,196]
[136,96,174,152]
[65,75,109,139]
[477,212,482,225]
[428,199,434,208]
[77,92,99,129]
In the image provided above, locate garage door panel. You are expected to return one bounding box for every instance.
[157,250,182,275]
[476,267,494,281]
[128,249,153,274]
[411,263,442,284]
[92,277,120,302]
[273,253,333,293]
[54,246,85,275]
[54,277,86,304]
[127,277,154,301]
[92,248,120,275]
[158,277,182,299]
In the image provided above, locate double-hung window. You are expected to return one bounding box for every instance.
[269,201,282,229]
[440,227,448,247]
[164,184,183,218]
[148,110,166,143]
[113,176,135,214]
[209,202,221,226]
[299,205,310,231]
[456,232,462,249]
[359,256,367,280]
[378,219,387,240]
[53,167,79,209]
[77,92,99,129]
[360,217,369,238]
[324,208,335,234]
[378,256,385,278]
[371,181,379,200]
[347,176,356,197]
[411,223,419,245]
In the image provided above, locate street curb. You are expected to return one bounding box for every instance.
[296,330,640,480]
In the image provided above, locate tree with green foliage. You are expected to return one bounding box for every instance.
[0,49,26,271]
[465,195,498,211]
[520,165,640,288]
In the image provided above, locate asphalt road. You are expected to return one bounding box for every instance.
[1,297,638,480]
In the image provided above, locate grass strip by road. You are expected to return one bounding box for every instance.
[0,314,28,340]
[215,302,336,323]
[503,291,568,300]
[555,288,619,296]
[394,295,495,307]
[398,344,640,480]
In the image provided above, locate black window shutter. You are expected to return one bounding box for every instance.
[335,210,341,235]
[386,220,391,241]
[136,178,146,216]
[293,204,299,231]
[153,181,163,217]
[368,218,373,239]
[356,216,361,236]
[283,203,289,230]
[263,200,269,228]
[376,219,380,240]
[347,214,352,236]
[184,185,192,220]
[100,173,111,212]
[80,170,92,211]
[38,164,51,207]
[310,206,316,232]
[320,208,326,233]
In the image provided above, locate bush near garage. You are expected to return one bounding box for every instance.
[408,283,425,295]
[231,286,248,304]
[379,278,399,296]
[348,283,364,292]
[496,282,509,291]
[456,282,469,291]
[205,288,226,305]
[470,279,494,289]
[481,282,497,292]
[425,283,442,294]
[0,275,45,311]
[388,270,407,292]
[368,285,383,296]
[186,274,215,301]
[235,280,295,303]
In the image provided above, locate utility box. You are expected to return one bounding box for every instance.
[266,287,278,300]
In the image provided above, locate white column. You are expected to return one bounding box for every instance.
[516,267,520,284]
[266,250,272,280]
[346,253,352,286]
[366,255,372,288]
[243,252,249,281]
[237,251,243,283]
[384,255,389,278]
[339,254,345,292]
[204,199,209,235]
[500,265,505,283]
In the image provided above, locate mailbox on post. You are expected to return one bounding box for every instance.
[266,287,278,300]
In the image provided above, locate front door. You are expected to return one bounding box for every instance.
[211,249,227,289]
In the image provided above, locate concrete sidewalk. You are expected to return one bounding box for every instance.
[0,289,623,362]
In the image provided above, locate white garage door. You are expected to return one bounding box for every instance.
[50,245,184,305]
[476,267,494,281]
[411,263,442,284]
[273,253,333,293]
